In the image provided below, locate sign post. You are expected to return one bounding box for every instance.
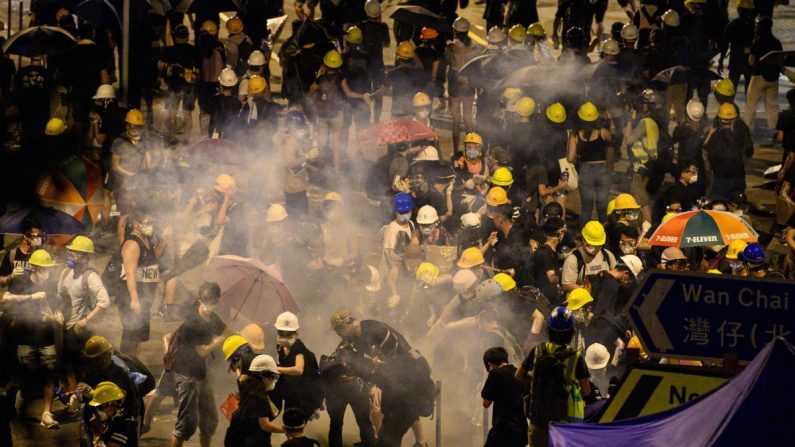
[626,270,795,362]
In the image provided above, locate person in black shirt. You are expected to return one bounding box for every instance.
[481,347,528,447]
[171,282,230,447]
[656,162,699,222]
[79,336,142,427]
[719,3,755,93]
[273,312,323,417]
[743,16,782,131]
[358,2,390,122]
[0,219,41,286]
[224,355,284,447]
[341,27,372,145]
[281,407,321,446]
[703,105,754,201]
[776,89,795,183]
[158,24,201,144]
[84,381,139,447]
[486,205,529,279]
[57,25,109,122]
[531,217,565,306]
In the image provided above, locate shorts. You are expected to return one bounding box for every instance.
[17,344,58,373]
[116,286,156,343]
[165,85,197,111]
[593,0,608,22]
[173,374,218,440]
[155,370,178,398]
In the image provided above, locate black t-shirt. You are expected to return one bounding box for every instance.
[722,17,755,67]
[481,364,528,435]
[357,20,390,72]
[531,244,561,300]
[704,127,754,179]
[62,41,108,101]
[672,124,706,167]
[776,109,795,161]
[282,437,321,447]
[787,212,795,229]
[173,309,227,380]
[384,65,430,116]
[412,189,448,220]
[355,320,412,359]
[84,360,141,418]
[226,390,273,447]
[0,246,32,276]
[160,43,201,87]
[343,48,371,94]
[750,35,783,81]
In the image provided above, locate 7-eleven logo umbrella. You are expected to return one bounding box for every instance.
[648,210,758,248]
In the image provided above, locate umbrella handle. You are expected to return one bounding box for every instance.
[230,275,260,322]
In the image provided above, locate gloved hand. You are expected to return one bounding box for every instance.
[395,178,411,193]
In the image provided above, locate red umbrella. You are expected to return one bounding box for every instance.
[355,119,437,146]
[203,255,300,325]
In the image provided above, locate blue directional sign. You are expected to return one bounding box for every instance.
[626,270,795,362]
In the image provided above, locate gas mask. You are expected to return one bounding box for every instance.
[277,335,297,347]
[420,225,435,238]
[65,258,77,269]
[466,149,480,160]
[620,241,637,255]
[139,224,154,237]
[623,211,639,222]
[396,212,412,224]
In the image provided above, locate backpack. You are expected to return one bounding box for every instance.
[163,327,182,372]
[529,344,579,426]
[59,267,102,321]
[571,248,613,286]
[115,351,156,397]
[101,249,125,300]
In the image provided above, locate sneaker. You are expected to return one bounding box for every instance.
[41,411,60,429]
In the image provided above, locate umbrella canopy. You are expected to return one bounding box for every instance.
[203,255,300,324]
[759,50,795,68]
[390,5,450,33]
[36,155,103,227]
[145,0,172,15]
[355,119,437,146]
[648,210,758,248]
[75,0,122,34]
[2,25,77,56]
[0,206,84,235]
[650,65,721,87]
[459,52,524,81]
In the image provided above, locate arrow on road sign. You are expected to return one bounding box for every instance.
[635,278,675,352]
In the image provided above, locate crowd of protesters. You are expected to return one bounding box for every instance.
[1,0,795,445]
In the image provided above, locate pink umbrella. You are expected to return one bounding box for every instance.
[203,255,300,324]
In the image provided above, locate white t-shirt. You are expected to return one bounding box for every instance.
[561,247,616,286]
[58,268,111,329]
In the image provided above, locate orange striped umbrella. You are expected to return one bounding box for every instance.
[36,155,103,228]
[648,210,758,248]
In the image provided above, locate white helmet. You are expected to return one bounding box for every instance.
[452,17,470,33]
[686,98,705,121]
[475,279,502,301]
[662,9,680,27]
[453,269,478,294]
[247,50,266,66]
[364,0,380,18]
[415,145,439,161]
[93,84,116,100]
[248,354,279,373]
[602,38,620,56]
[218,67,238,87]
[619,254,644,280]
[584,343,610,369]
[488,26,506,44]
[416,205,439,225]
[265,203,288,222]
[275,311,299,331]
[461,212,481,228]
[620,23,639,41]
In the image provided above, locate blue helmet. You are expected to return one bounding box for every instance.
[393,193,413,213]
[740,243,765,264]
[548,306,575,331]
[285,110,307,129]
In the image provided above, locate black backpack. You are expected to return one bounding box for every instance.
[530,345,576,426]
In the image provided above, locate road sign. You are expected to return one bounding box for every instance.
[626,269,795,362]
[598,366,730,422]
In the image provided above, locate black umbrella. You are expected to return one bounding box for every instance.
[390,5,450,33]
[145,0,172,15]
[650,65,721,86]
[0,206,84,235]
[759,50,795,68]
[75,0,122,34]
[2,26,77,56]
[459,53,523,80]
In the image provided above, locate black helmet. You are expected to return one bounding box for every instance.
[565,27,586,49]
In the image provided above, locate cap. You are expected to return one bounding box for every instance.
[661,247,687,262]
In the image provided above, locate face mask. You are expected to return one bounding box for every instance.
[688,174,699,184]
[277,336,296,347]
[264,377,277,391]
[418,109,430,119]
[97,410,110,422]
[65,259,77,269]
[584,245,598,256]
[420,226,434,237]
[466,149,480,160]
[35,269,50,281]
[29,237,42,248]
[620,243,636,255]
[200,301,217,313]
[139,225,154,237]
[729,260,743,271]
[572,308,586,323]
[626,212,639,222]
[396,212,412,224]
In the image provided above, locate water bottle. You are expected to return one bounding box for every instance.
[560,168,569,184]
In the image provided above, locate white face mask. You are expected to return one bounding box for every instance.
[620,242,637,255]
[29,237,42,248]
[420,226,434,237]
[264,377,277,391]
[139,225,154,237]
[689,174,699,184]
[277,335,296,347]
[418,109,430,119]
[396,212,412,224]
[466,149,480,160]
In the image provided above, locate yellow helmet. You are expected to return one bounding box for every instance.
[614,193,641,210]
[726,240,748,260]
[413,92,431,107]
[527,22,546,37]
[345,25,363,44]
[546,102,566,124]
[606,199,616,216]
[226,16,244,34]
[464,132,483,146]
[45,117,67,136]
[713,78,735,97]
[457,247,485,268]
[396,40,416,59]
[662,212,677,222]
[493,272,516,291]
[248,75,267,95]
[330,309,354,331]
[491,167,514,186]
[125,109,145,126]
[201,20,218,35]
[502,88,522,101]
[486,186,510,206]
[82,335,112,358]
[581,221,606,246]
[707,269,722,274]
[214,173,237,194]
[66,235,95,254]
[565,287,593,310]
[578,101,599,122]
[515,96,536,117]
[323,191,344,203]
[627,335,649,359]
[29,249,57,267]
[223,335,249,360]
[323,50,343,68]
[89,381,125,407]
[415,262,440,282]
[508,24,526,42]
[717,102,737,119]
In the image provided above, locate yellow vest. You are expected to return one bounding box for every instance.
[630,117,659,163]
